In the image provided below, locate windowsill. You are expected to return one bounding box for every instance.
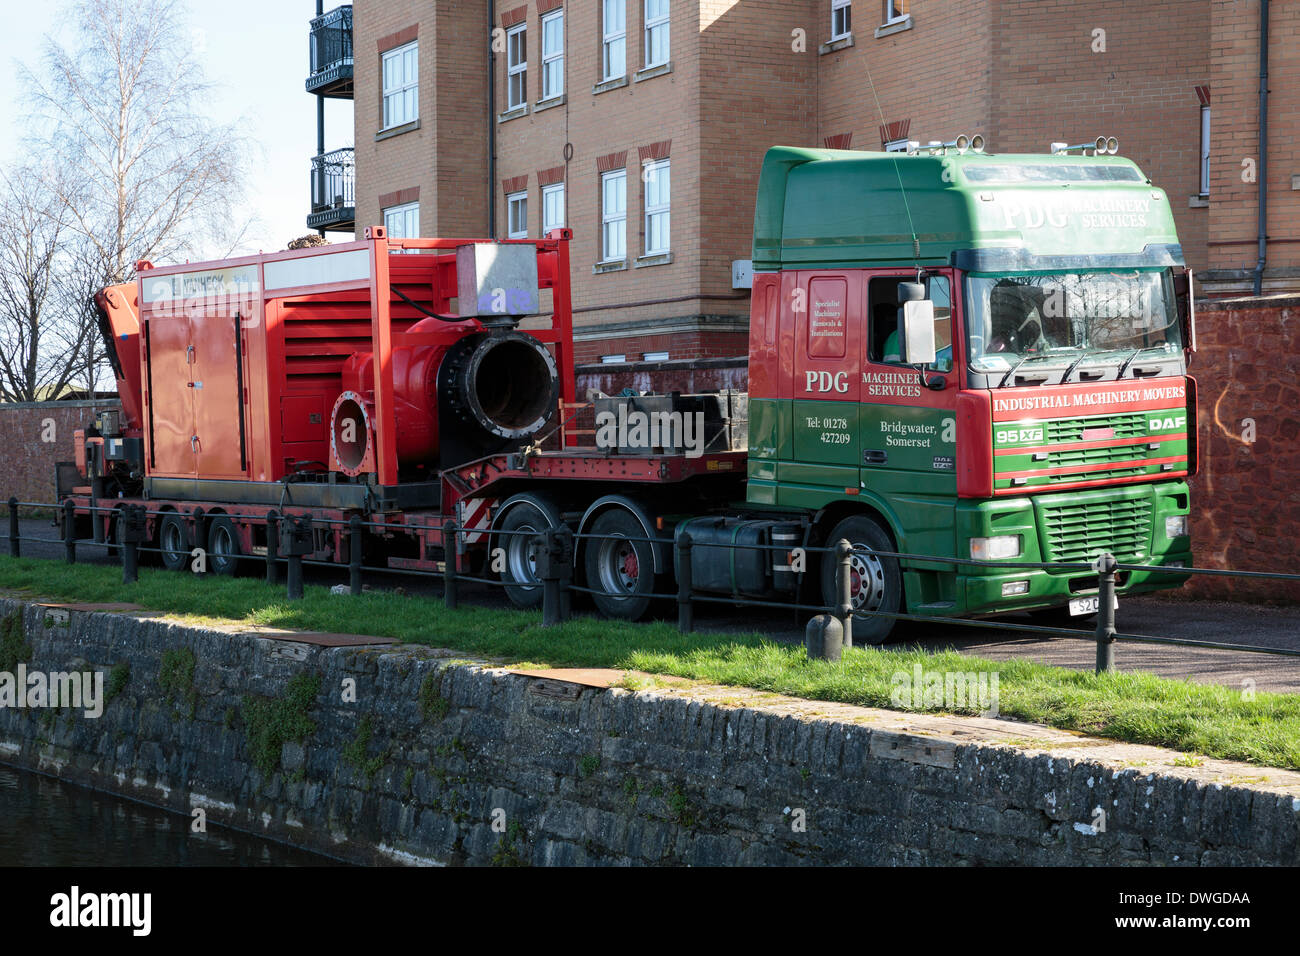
[1189,195,1210,208]
[534,94,566,113]
[593,75,629,95]
[376,119,420,142]
[874,15,913,38]
[593,259,628,274]
[634,252,673,268]
[497,104,529,124]
[819,34,854,55]
[633,61,672,83]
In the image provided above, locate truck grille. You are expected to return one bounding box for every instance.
[1040,496,1153,564]
[1044,412,1146,444]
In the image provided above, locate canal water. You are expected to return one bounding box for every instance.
[0,764,341,866]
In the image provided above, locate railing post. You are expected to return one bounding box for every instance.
[283,516,311,601]
[676,532,694,633]
[1094,552,1118,674]
[63,499,76,565]
[8,496,19,558]
[348,515,363,596]
[443,519,459,611]
[265,512,280,585]
[806,614,843,661]
[835,538,854,648]
[121,505,144,585]
[537,527,573,627]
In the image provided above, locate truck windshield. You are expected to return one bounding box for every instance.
[964,270,1182,380]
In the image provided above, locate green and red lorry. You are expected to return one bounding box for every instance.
[76,143,1196,642]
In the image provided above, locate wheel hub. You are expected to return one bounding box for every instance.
[849,548,886,612]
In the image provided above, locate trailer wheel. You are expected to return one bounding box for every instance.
[584,509,657,621]
[158,514,190,572]
[495,500,552,609]
[820,516,902,644]
[207,516,242,576]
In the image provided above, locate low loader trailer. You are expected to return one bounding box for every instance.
[68,143,1197,642]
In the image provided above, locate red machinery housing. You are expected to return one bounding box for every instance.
[90,227,577,510]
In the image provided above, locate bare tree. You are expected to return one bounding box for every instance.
[25,0,252,284]
[0,167,83,402]
[1,0,253,399]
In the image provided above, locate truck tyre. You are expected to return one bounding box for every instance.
[495,499,553,609]
[207,516,242,576]
[820,516,902,645]
[158,514,190,572]
[584,508,657,621]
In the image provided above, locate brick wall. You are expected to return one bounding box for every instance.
[0,402,119,506]
[1186,295,1300,601]
[1204,0,1300,295]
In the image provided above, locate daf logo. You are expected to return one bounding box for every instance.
[805,370,849,394]
[1149,415,1186,430]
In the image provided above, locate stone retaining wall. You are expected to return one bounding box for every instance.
[0,598,1296,866]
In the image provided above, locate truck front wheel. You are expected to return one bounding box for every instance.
[820,516,902,645]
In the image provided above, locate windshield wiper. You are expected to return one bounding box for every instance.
[1059,351,1090,384]
[999,353,1052,388]
[1117,346,1162,379]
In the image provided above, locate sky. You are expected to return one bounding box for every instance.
[0,0,353,258]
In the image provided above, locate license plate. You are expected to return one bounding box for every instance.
[1068,595,1118,616]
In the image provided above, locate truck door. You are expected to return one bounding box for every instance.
[791,272,863,491]
[858,271,960,553]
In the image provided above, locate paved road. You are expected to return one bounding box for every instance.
[15,517,1300,693]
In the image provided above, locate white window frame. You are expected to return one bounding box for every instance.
[884,137,911,153]
[541,10,564,100]
[601,169,627,263]
[542,182,566,234]
[506,23,527,110]
[1199,105,1211,197]
[507,190,528,239]
[642,158,670,256]
[831,0,852,40]
[643,351,670,362]
[603,0,626,80]
[644,0,670,69]
[383,201,419,240]
[883,0,907,24]
[381,41,419,130]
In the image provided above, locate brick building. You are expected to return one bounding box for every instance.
[303,0,1298,363]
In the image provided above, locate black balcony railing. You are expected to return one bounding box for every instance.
[307,5,353,97]
[309,148,355,232]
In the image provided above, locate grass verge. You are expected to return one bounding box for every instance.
[1,555,1297,771]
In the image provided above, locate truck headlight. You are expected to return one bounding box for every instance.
[970,535,1021,561]
[1165,516,1188,539]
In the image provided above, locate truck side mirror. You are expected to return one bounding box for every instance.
[899,299,937,366]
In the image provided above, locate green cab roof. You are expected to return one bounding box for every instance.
[752,146,1184,273]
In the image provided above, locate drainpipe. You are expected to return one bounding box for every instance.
[1252,0,1270,296]
[315,0,326,237]
[488,0,497,238]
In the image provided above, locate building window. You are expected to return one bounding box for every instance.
[384,201,419,239]
[507,23,527,110]
[883,0,907,23]
[541,10,564,100]
[600,354,627,364]
[507,191,528,239]
[603,0,626,79]
[601,169,627,262]
[644,0,670,68]
[643,159,670,255]
[1199,105,1211,197]
[831,0,852,39]
[884,138,910,152]
[643,351,669,362]
[542,182,566,233]
[381,41,418,130]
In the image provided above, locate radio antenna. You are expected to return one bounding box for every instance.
[861,58,921,266]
